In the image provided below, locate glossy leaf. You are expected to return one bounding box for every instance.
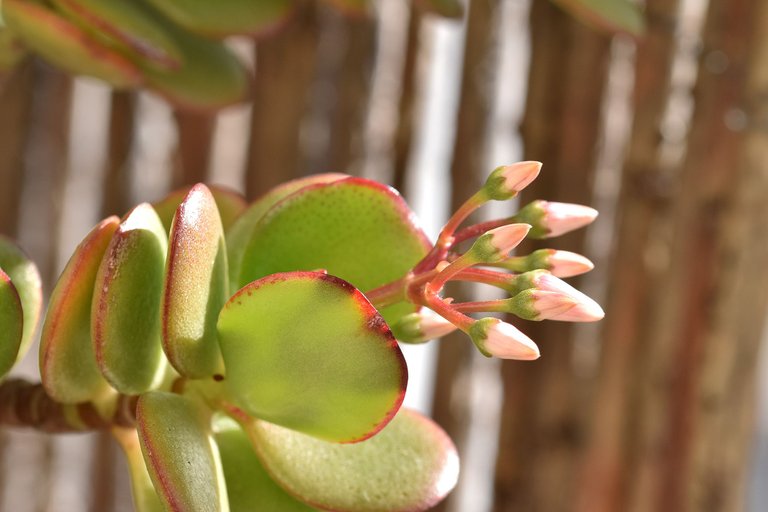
[0,236,42,366]
[552,0,644,36]
[214,416,317,512]
[137,392,228,512]
[226,173,346,292]
[217,271,407,443]
[140,20,250,111]
[1,0,141,87]
[40,217,119,403]
[239,408,459,512]
[238,178,430,324]
[92,204,168,394]
[50,0,184,71]
[0,269,22,379]
[113,427,165,512]
[154,184,247,234]
[162,184,227,378]
[143,0,295,37]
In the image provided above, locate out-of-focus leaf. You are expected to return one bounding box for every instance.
[551,0,645,36]
[143,0,295,37]
[0,26,27,70]
[50,0,184,71]
[40,217,119,403]
[226,173,346,292]
[238,178,430,324]
[154,184,247,234]
[0,236,42,367]
[0,269,22,379]
[92,204,168,394]
[162,184,227,378]
[217,271,407,443]
[414,0,464,18]
[238,408,460,512]
[140,19,250,112]
[214,416,317,512]
[1,0,141,87]
[112,427,165,512]
[137,391,228,512]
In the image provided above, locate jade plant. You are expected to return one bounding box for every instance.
[0,162,602,511]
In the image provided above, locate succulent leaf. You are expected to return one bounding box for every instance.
[0,269,22,379]
[112,427,165,512]
[1,0,142,87]
[154,184,247,234]
[238,178,430,324]
[238,408,459,512]
[92,204,169,394]
[226,173,347,292]
[213,416,317,512]
[0,235,42,368]
[162,184,227,378]
[40,217,119,403]
[217,271,407,443]
[137,391,229,512]
[143,0,295,37]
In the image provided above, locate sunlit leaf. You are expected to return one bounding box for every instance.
[238,178,430,324]
[238,408,459,512]
[217,271,407,443]
[40,217,119,403]
[226,173,347,292]
[143,0,295,37]
[137,392,228,512]
[92,204,168,394]
[162,184,227,378]
[0,235,42,367]
[214,416,317,512]
[551,0,645,36]
[154,184,247,234]
[1,0,141,87]
[0,269,22,379]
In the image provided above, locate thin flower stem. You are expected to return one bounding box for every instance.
[423,292,474,332]
[453,299,508,314]
[426,253,477,295]
[453,217,512,244]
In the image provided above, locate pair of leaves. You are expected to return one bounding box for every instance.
[135,391,458,512]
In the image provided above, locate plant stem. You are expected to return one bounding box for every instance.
[0,379,136,433]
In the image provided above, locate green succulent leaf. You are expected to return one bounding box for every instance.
[226,173,347,292]
[217,271,407,443]
[238,177,430,324]
[237,408,459,512]
[137,391,229,512]
[113,427,165,512]
[0,269,22,379]
[92,204,168,394]
[0,235,42,368]
[40,217,119,403]
[154,184,247,234]
[162,184,227,378]
[143,0,295,38]
[214,416,317,512]
[1,0,142,87]
[49,0,184,71]
[551,0,645,36]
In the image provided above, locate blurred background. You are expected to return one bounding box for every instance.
[1,0,768,510]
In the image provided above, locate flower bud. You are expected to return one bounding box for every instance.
[514,200,597,238]
[533,273,604,321]
[508,289,602,322]
[468,224,531,263]
[526,249,594,278]
[469,317,540,360]
[482,162,542,200]
[391,308,458,344]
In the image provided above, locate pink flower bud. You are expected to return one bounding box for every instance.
[535,273,604,321]
[545,250,594,278]
[540,201,598,238]
[470,224,531,263]
[469,318,540,360]
[525,290,601,322]
[483,162,542,200]
[391,308,458,343]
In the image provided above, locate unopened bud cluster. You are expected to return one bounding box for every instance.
[381,161,603,361]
